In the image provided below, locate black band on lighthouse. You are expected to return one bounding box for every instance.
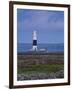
[33,40,37,45]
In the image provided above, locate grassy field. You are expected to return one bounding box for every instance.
[17,64,64,74]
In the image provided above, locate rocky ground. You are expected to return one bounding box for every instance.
[17,70,64,81]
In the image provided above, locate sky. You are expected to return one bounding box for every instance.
[17,9,64,44]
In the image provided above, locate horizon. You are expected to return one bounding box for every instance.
[17,43,64,44]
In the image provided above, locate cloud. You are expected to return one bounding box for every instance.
[17,9,64,32]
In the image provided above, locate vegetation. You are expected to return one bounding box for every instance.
[18,64,64,74]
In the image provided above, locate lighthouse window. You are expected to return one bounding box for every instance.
[33,40,37,45]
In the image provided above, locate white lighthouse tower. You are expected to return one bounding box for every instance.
[32,30,37,51]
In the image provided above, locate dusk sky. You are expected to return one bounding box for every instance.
[17,9,64,44]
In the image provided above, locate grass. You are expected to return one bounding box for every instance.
[17,64,64,74]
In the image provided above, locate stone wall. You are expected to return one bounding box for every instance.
[17,54,64,68]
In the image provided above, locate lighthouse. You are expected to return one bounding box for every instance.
[32,31,37,51]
